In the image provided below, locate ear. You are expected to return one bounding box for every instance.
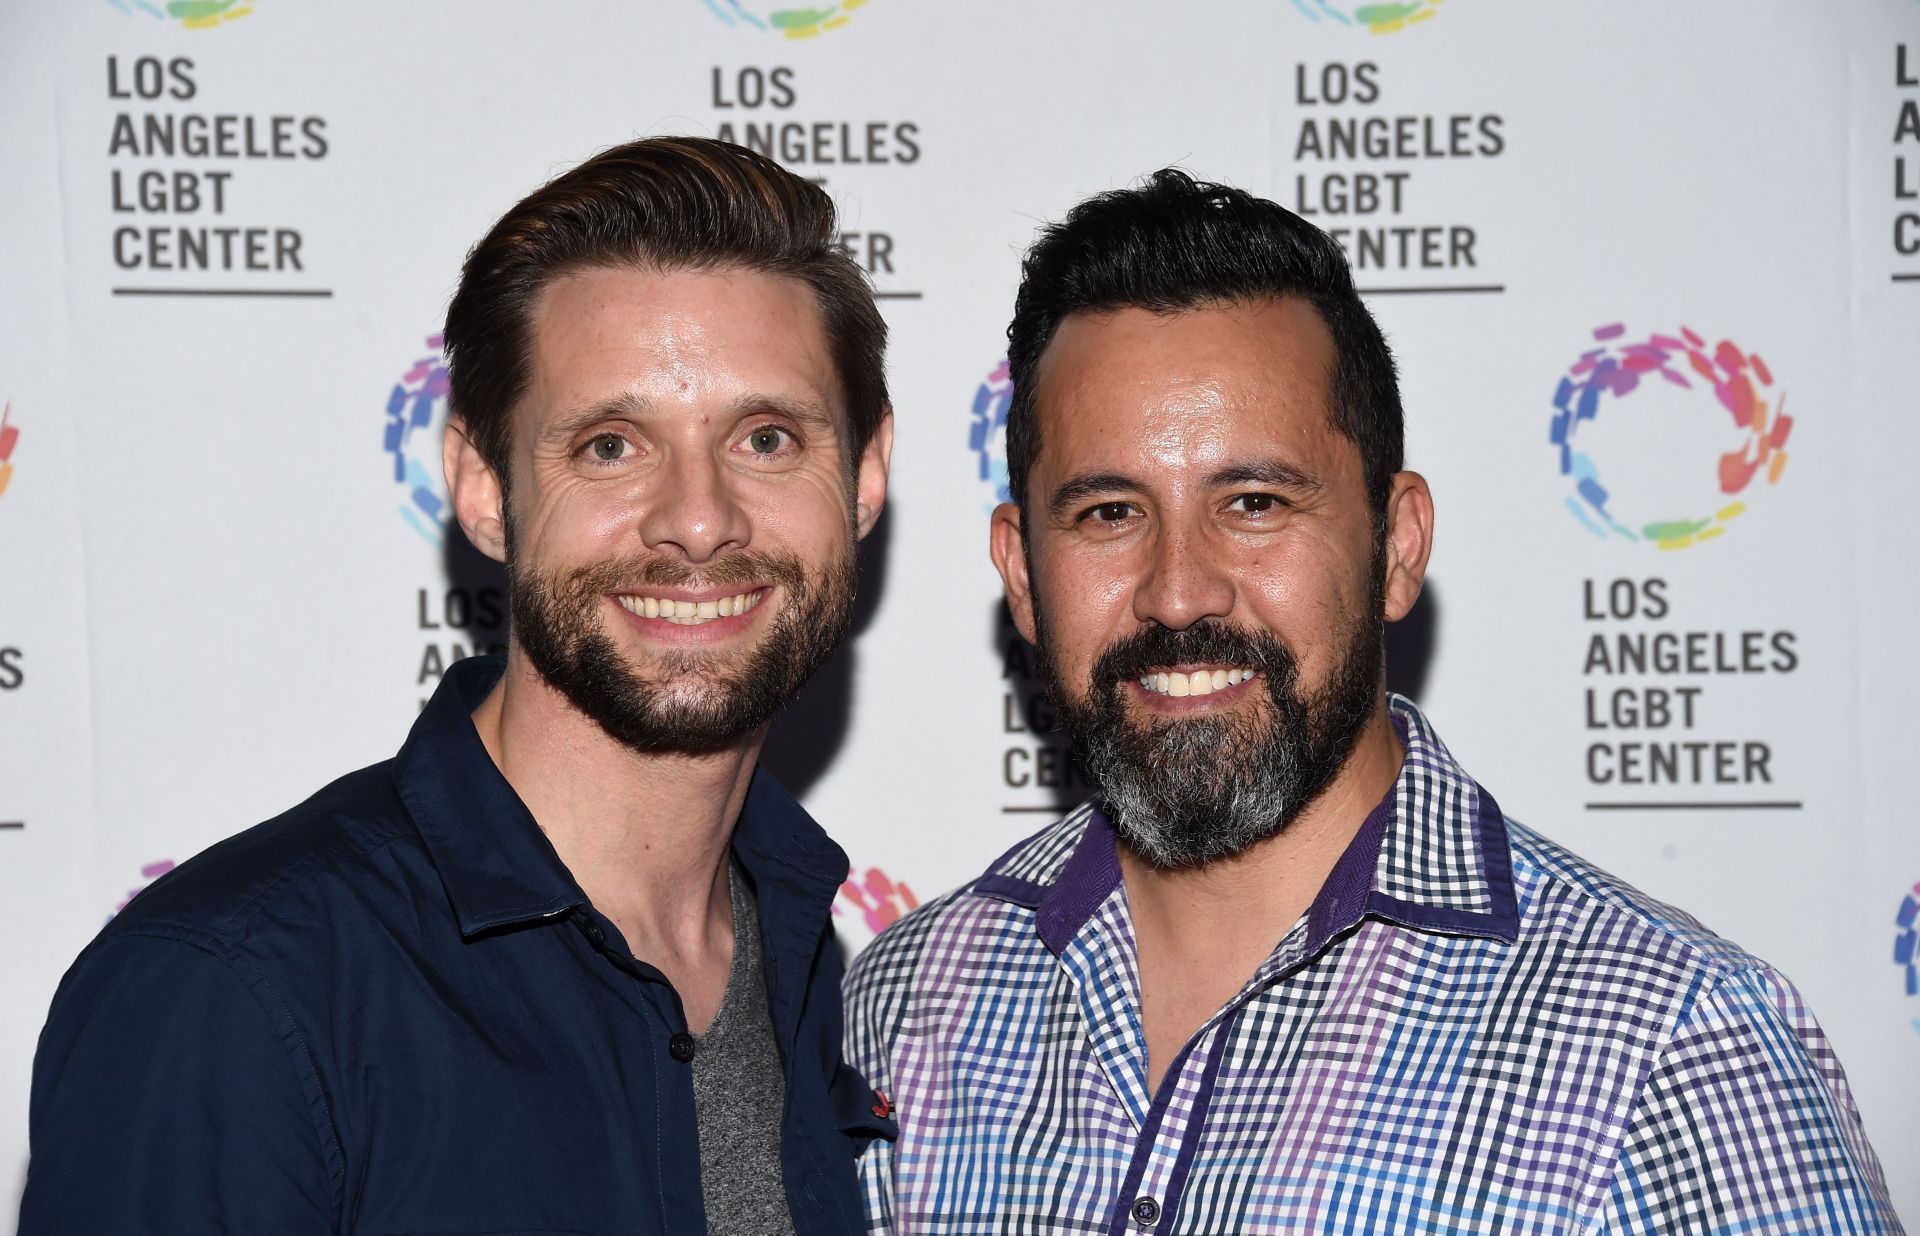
[988,502,1038,644]
[444,413,508,563]
[1380,471,1434,623]
[853,405,893,540]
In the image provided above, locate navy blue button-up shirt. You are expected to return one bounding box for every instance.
[22,654,891,1235]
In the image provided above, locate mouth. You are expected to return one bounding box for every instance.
[614,587,768,627]
[1133,665,1261,699]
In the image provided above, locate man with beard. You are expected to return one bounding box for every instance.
[843,170,1899,1234]
[22,138,896,1235]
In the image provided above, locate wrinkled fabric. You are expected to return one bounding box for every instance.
[23,654,891,1235]
[846,697,1900,1235]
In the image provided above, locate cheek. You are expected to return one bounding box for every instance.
[1235,546,1368,670]
[737,468,855,552]
[1034,547,1136,665]
[515,476,641,562]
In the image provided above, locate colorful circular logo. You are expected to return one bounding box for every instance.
[1290,0,1444,33]
[968,359,1014,510]
[0,401,17,502]
[1550,323,1792,550]
[701,0,871,38]
[1898,881,1920,1036]
[383,335,452,546]
[107,0,256,29]
[836,865,919,949]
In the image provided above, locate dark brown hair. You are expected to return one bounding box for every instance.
[443,136,888,487]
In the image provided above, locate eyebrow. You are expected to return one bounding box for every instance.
[545,391,651,441]
[732,393,839,436]
[1047,472,1143,520]
[1045,458,1323,521]
[543,391,839,441]
[1208,459,1322,493]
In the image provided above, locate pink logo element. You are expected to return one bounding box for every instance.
[113,859,176,915]
[0,401,18,500]
[837,866,919,935]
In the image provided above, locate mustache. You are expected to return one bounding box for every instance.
[1089,620,1296,688]
[543,550,811,596]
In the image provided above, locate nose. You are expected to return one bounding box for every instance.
[637,448,752,564]
[1131,522,1236,631]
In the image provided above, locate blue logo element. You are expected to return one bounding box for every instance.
[968,359,1013,509]
[1897,882,1920,1036]
[382,335,451,546]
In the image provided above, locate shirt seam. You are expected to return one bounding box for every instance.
[85,927,347,1224]
[1689,963,1893,1208]
[1510,845,1742,982]
[194,815,416,942]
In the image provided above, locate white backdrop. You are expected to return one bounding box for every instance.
[2,0,1917,1225]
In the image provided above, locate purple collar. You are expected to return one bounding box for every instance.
[972,710,1520,957]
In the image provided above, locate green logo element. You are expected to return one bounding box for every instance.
[108,0,256,30]
[1291,0,1443,34]
[702,0,871,39]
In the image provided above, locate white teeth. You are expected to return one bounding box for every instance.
[1136,667,1255,698]
[617,589,763,626]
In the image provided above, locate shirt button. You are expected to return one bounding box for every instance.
[668,1032,697,1063]
[581,920,605,948]
[1130,1195,1161,1228]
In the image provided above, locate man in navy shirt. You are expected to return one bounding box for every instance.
[22,136,895,1234]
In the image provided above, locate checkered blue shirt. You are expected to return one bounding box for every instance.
[844,697,1900,1234]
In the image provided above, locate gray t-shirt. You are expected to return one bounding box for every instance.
[691,864,796,1236]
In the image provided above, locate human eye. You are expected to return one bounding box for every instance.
[739,423,799,459]
[1225,492,1286,516]
[580,431,634,465]
[1078,500,1142,529]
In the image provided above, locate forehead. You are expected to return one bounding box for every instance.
[523,264,838,419]
[1030,297,1343,473]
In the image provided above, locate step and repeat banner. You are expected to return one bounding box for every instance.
[2,0,1917,1222]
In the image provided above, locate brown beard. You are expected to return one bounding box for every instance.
[508,537,858,755]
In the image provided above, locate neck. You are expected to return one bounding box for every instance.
[471,646,761,960]
[1117,698,1404,961]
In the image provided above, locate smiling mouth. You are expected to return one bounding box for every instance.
[614,588,767,627]
[1136,666,1260,698]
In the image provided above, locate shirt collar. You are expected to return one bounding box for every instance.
[396,654,848,939]
[976,694,1519,956]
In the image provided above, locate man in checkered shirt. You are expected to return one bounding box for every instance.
[842,170,1902,1234]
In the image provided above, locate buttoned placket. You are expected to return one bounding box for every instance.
[1065,893,1325,1236]
[568,904,702,1050]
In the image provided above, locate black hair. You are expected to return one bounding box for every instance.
[1005,168,1401,519]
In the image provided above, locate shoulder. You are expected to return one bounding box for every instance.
[847,805,1095,987]
[99,759,419,960]
[845,806,1093,1035]
[1504,817,1767,983]
[1516,814,1908,1227]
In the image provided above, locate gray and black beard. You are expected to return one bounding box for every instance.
[509,537,857,755]
[1034,569,1385,871]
